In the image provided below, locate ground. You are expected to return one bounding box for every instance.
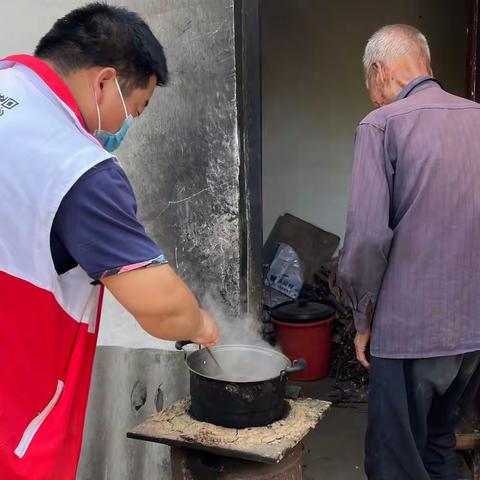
[298,379,367,480]
[299,379,474,480]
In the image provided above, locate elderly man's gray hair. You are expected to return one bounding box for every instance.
[363,24,431,73]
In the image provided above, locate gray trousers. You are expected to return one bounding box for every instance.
[366,352,480,480]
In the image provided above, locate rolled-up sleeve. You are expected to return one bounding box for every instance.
[338,123,394,333]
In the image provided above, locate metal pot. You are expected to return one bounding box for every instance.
[175,342,306,428]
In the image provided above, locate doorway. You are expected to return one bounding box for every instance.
[258,1,473,478]
[261,0,469,247]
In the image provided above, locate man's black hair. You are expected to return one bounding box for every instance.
[35,2,168,93]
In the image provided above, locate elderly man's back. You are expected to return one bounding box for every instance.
[338,24,480,480]
[356,79,480,358]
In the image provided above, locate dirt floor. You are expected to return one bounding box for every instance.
[299,379,475,480]
[298,379,367,480]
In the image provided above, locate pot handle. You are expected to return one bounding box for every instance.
[282,358,307,377]
[175,340,195,350]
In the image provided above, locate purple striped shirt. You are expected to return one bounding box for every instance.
[338,77,480,358]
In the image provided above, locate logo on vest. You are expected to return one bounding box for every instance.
[0,93,19,117]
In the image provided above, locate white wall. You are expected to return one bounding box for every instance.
[262,0,468,242]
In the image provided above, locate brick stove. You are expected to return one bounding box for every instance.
[127,397,330,479]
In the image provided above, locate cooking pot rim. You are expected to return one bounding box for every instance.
[184,343,293,383]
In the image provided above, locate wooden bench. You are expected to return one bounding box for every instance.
[457,432,480,480]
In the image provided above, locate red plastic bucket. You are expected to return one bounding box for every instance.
[272,301,335,381]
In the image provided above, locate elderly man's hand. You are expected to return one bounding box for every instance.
[355,329,371,369]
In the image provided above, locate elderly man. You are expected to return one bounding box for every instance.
[338,24,480,479]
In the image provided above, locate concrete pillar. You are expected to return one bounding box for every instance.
[78,1,252,478]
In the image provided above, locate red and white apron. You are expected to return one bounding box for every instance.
[0,55,112,479]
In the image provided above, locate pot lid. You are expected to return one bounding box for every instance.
[272,300,335,323]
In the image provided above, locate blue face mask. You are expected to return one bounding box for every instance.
[94,78,133,153]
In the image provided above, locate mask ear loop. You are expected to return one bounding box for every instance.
[114,77,129,120]
[92,85,101,131]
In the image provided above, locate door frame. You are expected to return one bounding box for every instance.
[468,0,480,100]
[235,0,263,318]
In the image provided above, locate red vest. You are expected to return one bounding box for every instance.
[0,55,112,479]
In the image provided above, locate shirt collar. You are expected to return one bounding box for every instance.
[0,54,86,128]
[396,76,442,101]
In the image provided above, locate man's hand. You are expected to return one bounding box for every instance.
[191,309,219,347]
[355,329,371,369]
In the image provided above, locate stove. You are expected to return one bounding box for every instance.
[127,397,330,479]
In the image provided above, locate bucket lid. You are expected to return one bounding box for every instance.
[272,300,335,324]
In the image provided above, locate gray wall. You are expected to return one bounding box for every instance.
[1,1,243,478]
[262,0,469,242]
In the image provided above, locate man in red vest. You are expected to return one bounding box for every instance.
[0,3,217,478]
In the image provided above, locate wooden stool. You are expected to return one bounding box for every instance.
[456,432,480,480]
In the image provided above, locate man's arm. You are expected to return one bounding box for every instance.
[51,159,218,346]
[338,123,394,335]
[102,264,218,345]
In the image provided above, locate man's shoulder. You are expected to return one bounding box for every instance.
[357,96,428,130]
[358,108,388,132]
[78,157,126,180]
[358,100,406,130]
[359,88,480,131]
[64,158,137,216]
[73,158,133,193]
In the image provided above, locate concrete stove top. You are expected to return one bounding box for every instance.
[127,397,331,464]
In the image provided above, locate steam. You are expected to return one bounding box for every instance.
[200,291,273,348]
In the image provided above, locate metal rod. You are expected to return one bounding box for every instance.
[205,347,226,376]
